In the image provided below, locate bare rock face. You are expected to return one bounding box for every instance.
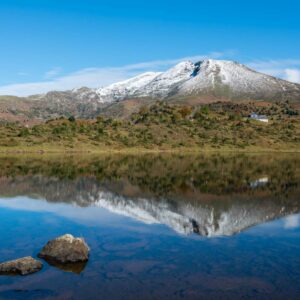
[38,234,89,264]
[0,256,42,275]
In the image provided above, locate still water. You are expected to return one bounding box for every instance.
[0,154,299,299]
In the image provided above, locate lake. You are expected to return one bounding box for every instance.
[0,153,299,300]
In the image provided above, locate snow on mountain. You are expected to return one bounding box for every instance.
[28,59,300,111]
[94,61,196,103]
[136,61,196,98]
[95,60,196,103]
[96,72,160,103]
[93,59,300,103]
[179,59,300,98]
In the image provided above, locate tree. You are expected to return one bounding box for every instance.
[68,116,76,122]
[179,106,192,118]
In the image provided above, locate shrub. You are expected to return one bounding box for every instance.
[68,116,76,122]
[200,105,209,115]
[18,128,30,137]
[179,106,192,118]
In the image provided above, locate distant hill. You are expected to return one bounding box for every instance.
[1,59,300,123]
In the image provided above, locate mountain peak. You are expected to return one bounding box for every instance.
[162,60,195,78]
[47,59,300,104]
[92,58,299,103]
[171,60,195,69]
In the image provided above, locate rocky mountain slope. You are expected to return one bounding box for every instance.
[1,59,300,122]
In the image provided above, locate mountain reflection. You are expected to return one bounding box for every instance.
[0,154,299,236]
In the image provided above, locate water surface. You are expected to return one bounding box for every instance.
[0,154,299,299]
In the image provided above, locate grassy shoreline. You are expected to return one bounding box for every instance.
[0,144,299,154]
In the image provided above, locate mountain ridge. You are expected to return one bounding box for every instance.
[1,59,300,122]
[93,59,300,103]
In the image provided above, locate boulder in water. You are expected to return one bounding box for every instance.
[0,256,42,276]
[38,234,89,264]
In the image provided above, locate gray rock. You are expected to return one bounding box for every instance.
[38,234,89,263]
[0,256,42,275]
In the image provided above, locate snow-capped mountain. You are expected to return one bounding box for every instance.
[96,72,160,102]
[31,59,300,106]
[2,59,300,122]
[93,59,300,103]
[96,61,197,102]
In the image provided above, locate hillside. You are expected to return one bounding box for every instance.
[0,101,299,152]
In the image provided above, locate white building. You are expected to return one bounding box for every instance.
[249,113,268,123]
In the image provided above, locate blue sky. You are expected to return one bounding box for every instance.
[0,0,300,95]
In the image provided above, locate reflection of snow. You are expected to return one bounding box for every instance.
[94,192,194,235]
[250,177,269,188]
[93,191,295,237]
[0,190,299,238]
[284,215,299,229]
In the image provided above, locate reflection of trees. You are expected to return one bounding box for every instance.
[0,154,299,197]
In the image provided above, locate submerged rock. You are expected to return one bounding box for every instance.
[38,234,89,264]
[0,256,42,275]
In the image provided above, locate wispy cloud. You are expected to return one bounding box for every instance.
[44,67,62,79]
[17,72,29,76]
[285,69,300,83]
[124,52,226,70]
[0,52,225,96]
[0,68,137,96]
[247,59,300,83]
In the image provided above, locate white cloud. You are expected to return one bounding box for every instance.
[0,52,225,96]
[247,59,300,69]
[0,68,135,96]
[285,69,300,83]
[247,59,300,83]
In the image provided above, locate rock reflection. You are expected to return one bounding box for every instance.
[42,259,87,274]
[0,154,299,237]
